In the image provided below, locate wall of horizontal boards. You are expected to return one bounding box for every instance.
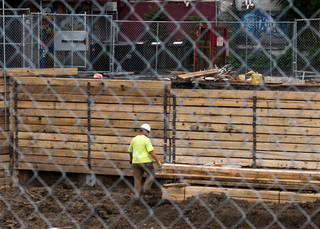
[8,76,320,177]
[0,77,11,187]
[13,77,171,176]
[171,88,320,170]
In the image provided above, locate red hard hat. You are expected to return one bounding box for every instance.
[93,73,103,78]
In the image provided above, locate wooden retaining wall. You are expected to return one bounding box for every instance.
[14,77,171,176]
[8,76,320,177]
[0,77,11,187]
[171,89,320,170]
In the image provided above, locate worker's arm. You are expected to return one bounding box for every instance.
[149,150,161,165]
[129,152,132,164]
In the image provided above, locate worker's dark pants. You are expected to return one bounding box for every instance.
[133,163,155,194]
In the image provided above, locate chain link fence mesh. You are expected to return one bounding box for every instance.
[1,0,320,228]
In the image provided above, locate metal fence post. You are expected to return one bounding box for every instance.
[172,93,176,164]
[156,22,159,73]
[87,82,91,170]
[292,19,297,77]
[252,96,257,168]
[164,85,168,163]
[14,80,18,166]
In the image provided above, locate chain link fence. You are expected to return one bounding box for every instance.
[1,0,320,228]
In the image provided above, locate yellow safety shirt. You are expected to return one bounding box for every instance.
[128,135,154,164]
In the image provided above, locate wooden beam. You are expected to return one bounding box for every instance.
[177,69,220,79]
[17,93,165,105]
[17,162,134,176]
[16,85,167,97]
[30,68,78,76]
[175,97,320,110]
[160,164,320,181]
[18,117,167,130]
[17,101,164,113]
[18,139,164,153]
[176,106,320,119]
[18,124,168,138]
[18,132,165,146]
[172,89,320,101]
[181,179,320,191]
[174,148,320,162]
[14,77,171,89]
[162,185,320,203]
[0,69,37,77]
[17,108,169,123]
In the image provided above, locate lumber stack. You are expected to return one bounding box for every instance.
[171,89,254,166]
[171,89,320,170]
[159,163,320,203]
[0,77,11,188]
[14,77,171,176]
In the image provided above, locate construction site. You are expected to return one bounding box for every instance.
[1,0,320,228]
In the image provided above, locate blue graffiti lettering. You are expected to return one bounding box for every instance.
[243,11,289,39]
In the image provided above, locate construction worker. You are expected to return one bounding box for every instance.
[128,123,161,196]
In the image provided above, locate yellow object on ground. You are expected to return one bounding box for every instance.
[251,72,263,84]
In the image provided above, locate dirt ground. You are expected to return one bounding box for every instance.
[0,175,320,229]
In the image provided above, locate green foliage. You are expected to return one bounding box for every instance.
[143,5,167,21]
[306,45,320,66]
[276,48,292,68]
[143,5,169,42]
[227,52,272,70]
[188,15,204,22]
[272,0,320,19]
[227,50,295,72]
[184,14,204,41]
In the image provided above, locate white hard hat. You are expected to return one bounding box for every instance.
[140,123,151,132]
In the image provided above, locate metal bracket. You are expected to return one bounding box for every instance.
[164,85,168,163]
[172,94,176,164]
[252,95,257,168]
[87,82,91,170]
[14,80,18,166]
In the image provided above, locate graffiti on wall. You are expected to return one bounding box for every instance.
[39,2,90,52]
[242,11,290,43]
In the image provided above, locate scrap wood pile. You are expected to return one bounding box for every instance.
[165,65,240,83]
[156,163,320,203]
[164,67,320,85]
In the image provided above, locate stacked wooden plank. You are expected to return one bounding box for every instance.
[14,77,171,176]
[159,164,320,203]
[0,68,78,77]
[171,89,255,167]
[171,89,320,170]
[254,90,320,169]
[176,69,236,82]
[0,77,11,188]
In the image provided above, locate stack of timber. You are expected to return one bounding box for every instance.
[0,76,11,188]
[0,68,78,77]
[171,89,255,167]
[14,76,171,176]
[171,89,320,170]
[176,68,235,82]
[159,164,320,203]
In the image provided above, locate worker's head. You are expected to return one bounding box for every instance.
[140,123,151,135]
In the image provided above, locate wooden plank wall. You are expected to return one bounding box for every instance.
[172,89,320,170]
[0,77,11,187]
[14,77,171,176]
